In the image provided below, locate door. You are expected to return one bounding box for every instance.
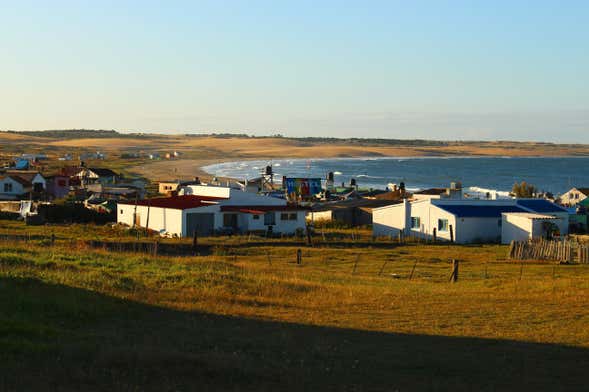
[186,213,215,237]
[223,213,239,229]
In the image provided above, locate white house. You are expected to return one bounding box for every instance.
[560,187,589,206]
[117,187,307,237]
[75,168,119,185]
[0,172,46,200]
[373,198,568,244]
[0,176,30,200]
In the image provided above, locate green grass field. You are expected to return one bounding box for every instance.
[1,219,589,391]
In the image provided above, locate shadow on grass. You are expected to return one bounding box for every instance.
[1,276,587,391]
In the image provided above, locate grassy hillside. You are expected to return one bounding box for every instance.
[1,220,589,390]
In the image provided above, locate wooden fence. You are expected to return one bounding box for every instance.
[508,239,589,264]
[0,234,212,256]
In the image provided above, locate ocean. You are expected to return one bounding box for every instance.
[202,156,589,197]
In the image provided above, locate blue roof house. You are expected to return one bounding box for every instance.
[373,198,569,244]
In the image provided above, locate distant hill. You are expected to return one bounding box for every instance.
[4,129,157,139]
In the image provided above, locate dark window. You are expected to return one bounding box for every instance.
[223,213,238,228]
[264,212,276,226]
[410,217,420,229]
[438,219,449,232]
[4,183,12,193]
[252,214,260,220]
[120,209,123,214]
[281,212,298,221]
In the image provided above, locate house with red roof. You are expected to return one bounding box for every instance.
[117,188,307,237]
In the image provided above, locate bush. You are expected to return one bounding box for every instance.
[38,203,115,224]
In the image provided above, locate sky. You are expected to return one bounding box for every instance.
[1,0,588,142]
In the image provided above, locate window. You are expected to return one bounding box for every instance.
[410,217,421,229]
[3,183,12,193]
[438,219,449,232]
[280,212,298,221]
[575,193,580,199]
[120,209,123,214]
[264,212,276,226]
[223,213,238,228]
[252,214,260,220]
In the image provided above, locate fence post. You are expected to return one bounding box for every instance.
[449,225,454,243]
[51,232,55,246]
[449,259,459,282]
[192,231,198,256]
[409,260,418,280]
[508,240,515,259]
[267,251,272,266]
[153,239,159,257]
[378,260,388,276]
[306,227,313,247]
[352,254,360,273]
[296,248,302,265]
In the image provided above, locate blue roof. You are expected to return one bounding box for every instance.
[436,204,527,218]
[516,199,567,213]
[15,159,29,170]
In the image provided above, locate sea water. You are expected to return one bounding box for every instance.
[203,156,589,196]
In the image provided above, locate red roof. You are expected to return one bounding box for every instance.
[220,205,309,213]
[118,195,225,210]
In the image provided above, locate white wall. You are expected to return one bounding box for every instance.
[117,204,184,237]
[0,177,26,197]
[372,202,408,237]
[408,201,457,241]
[501,214,533,244]
[456,217,502,243]
[181,185,231,198]
[223,210,307,234]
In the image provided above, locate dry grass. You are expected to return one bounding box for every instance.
[2,220,589,390]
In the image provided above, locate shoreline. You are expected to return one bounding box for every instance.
[198,155,589,195]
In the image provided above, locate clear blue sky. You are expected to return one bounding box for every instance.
[1,0,588,142]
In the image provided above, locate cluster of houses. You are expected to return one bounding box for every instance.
[0,165,146,215]
[1,151,586,244]
[111,176,578,244]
